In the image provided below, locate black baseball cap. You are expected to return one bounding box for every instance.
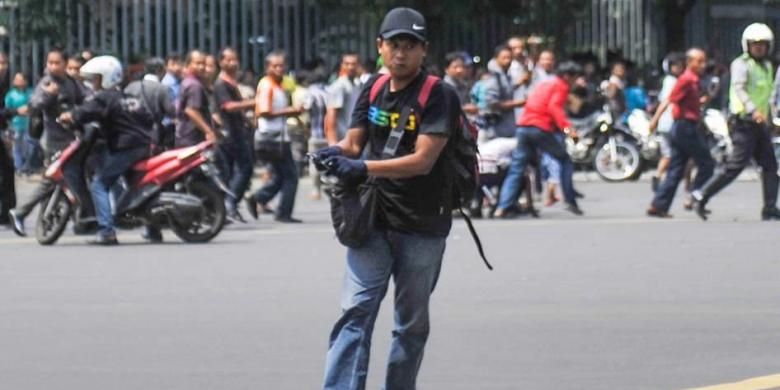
[379,7,427,42]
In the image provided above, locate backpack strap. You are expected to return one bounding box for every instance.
[369,74,392,104]
[460,207,493,270]
[417,75,440,109]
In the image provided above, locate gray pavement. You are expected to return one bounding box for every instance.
[1,176,780,390]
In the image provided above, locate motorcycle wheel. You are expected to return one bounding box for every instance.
[593,138,642,182]
[35,188,72,246]
[170,181,226,243]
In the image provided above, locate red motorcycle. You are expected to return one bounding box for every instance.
[36,129,231,245]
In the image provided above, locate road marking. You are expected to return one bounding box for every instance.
[687,373,780,390]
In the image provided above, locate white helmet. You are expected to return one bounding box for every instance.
[742,23,774,54]
[80,55,123,90]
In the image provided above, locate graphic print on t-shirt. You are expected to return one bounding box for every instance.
[368,105,417,131]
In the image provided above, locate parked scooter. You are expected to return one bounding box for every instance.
[567,106,644,182]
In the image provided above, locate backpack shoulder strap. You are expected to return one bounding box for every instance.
[369,74,391,104]
[417,75,440,110]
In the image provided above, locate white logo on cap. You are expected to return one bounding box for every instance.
[412,24,425,31]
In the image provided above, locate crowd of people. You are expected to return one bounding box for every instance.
[0,18,779,238]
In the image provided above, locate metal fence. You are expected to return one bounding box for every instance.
[570,0,661,67]
[0,0,525,83]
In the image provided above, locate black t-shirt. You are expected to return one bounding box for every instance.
[72,89,153,152]
[176,75,211,147]
[213,77,249,140]
[350,71,458,237]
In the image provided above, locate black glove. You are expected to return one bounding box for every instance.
[324,156,368,181]
[311,145,342,171]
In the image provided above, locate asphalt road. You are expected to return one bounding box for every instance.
[1,175,779,390]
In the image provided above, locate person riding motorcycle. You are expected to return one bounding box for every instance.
[692,23,780,221]
[58,56,157,245]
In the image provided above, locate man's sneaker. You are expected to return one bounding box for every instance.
[761,207,780,221]
[88,231,119,246]
[141,226,163,243]
[227,208,247,223]
[646,206,672,218]
[690,192,710,221]
[8,209,26,237]
[245,197,259,220]
[73,220,98,235]
[651,176,660,192]
[275,216,302,224]
[564,202,584,216]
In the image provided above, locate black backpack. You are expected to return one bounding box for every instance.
[369,74,492,270]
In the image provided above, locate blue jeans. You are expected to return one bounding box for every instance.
[498,126,576,210]
[541,133,565,184]
[90,147,149,235]
[219,136,253,208]
[651,119,714,212]
[323,230,446,390]
[252,143,298,219]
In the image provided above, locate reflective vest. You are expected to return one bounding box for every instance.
[729,53,774,117]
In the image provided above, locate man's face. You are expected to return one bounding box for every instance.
[46,52,66,78]
[341,55,359,78]
[495,49,512,71]
[167,59,183,77]
[688,52,707,75]
[266,55,286,79]
[377,36,427,79]
[538,52,555,72]
[220,50,240,75]
[66,59,83,80]
[205,55,218,80]
[445,57,466,80]
[612,63,626,79]
[508,38,525,61]
[186,52,206,80]
[748,41,769,59]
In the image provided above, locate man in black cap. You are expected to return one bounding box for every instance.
[314,7,461,390]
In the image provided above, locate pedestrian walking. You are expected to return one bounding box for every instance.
[246,51,303,223]
[692,24,780,220]
[646,48,714,218]
[5,73,32,173]
[213,47,256,222]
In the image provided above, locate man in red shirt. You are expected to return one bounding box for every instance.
[495,61,584,217]
[647,48,714,217]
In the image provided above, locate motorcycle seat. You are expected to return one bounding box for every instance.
[132,145,200,172]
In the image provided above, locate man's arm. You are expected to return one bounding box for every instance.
[324,107,339,145]
[485,76,523,112]
[222,99,256,113]
[335,126,367,158]
[648,100,672,132]
[731,59,758,115]
[184,107,218,141]
[364,134,448,179]
[29,79,59,111]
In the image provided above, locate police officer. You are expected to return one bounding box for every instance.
[692,23,780,221]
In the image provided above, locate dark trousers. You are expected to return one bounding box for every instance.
[252,143,298,219]
[0,142,15,222]
[651,119,715,212]
[700,119,779,208]
[219,135,254,208]
[498,126,576,210]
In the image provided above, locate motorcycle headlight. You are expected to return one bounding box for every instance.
[600,123,609,133]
